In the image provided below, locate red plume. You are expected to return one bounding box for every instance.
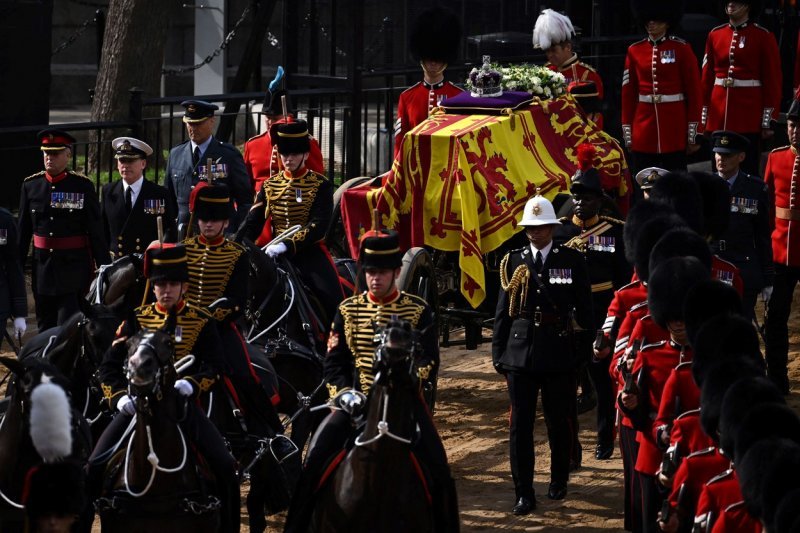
[577,143,597,172]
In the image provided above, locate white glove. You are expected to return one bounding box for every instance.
[761,285,774,302]
[13,317,26,337]
[265,242,288,258]
[174,379,194,397]
[117,394,136,416]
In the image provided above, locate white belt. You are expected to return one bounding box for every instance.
[714,77,762,88]
[638,93,684,103]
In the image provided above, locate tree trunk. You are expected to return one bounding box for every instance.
[88,0,177,174]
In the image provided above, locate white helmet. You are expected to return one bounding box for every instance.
[519,194,561,227]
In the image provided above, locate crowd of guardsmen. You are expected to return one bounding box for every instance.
[2,0,800,532]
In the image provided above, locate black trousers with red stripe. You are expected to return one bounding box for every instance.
[620,424,642,531]
[506,371,575,500]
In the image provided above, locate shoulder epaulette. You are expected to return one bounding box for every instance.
[307,170,330,182]
[687,446,716,459]
[669,36,687,44]
[246,130,269,143]
[713,255,737,269]
[630,300,649,312]
[23,171,46,182]
[724,500,746,512]
[400,82,423,95]
[771,145,790,153]
[224,239,246,253]
[69,170,92,180]
[630,38,647,48]
[710,23,727,32]
[675,361,692,370]
[676,407,700,420]
[618,280,641,292]
[706,469,734,485]
[752,23,770,33]
[578,61,597,73]
[399,291,428,307]
[185,303,213,320]
[600,215,625,225]
[640,340,667,351]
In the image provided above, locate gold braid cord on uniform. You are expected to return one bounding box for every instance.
[184,237,245,318]
[499,253,530,318]
[338,291,426,395]
[135,303,209,359]
[263,170,324,247]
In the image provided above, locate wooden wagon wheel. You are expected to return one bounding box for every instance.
[397,246,440,412]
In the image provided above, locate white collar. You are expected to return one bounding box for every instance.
[122,175,144,195]
[530,240,553,262]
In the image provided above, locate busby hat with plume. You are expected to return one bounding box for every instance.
[570,143,603,195]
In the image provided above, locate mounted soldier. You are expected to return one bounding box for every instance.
[285,229,458,532]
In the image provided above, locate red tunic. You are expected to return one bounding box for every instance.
[668,447,730,523]
[602,280,647,355]
[633,339,691,475]
[654,361,700,445]
[243,124,324,194]
[670,409,714,460]
[548,54,604,129]
[393,80,462,159]
[621,35,703,154]
[702,22,781,134]
[710,501,762,533]
[696,469,742,526]
[712,255,744,296]
[764,146,800,266]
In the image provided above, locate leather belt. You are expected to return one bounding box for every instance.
[33,234,89,250]
[776,207,800,221]
[591,281,614,293]
[638,93,684,103]
[714,77,762,88]
[532,311,562,327]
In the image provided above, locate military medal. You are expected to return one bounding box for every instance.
[175,326,183,343]
[295,188,303,203]
[564,268,573,284]
[0,229,6,245]
[716,270,734,286]
[739,36,746,48]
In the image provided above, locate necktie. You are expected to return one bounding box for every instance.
[192,145,201,167]
[534,251,543,273]
[124,186,133,215]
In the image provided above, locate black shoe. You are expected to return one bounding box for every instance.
[595,442,614,460]
[547,482,567,500]
[512,497,535,515]
[576,393,597,414]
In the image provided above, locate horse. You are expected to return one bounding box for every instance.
[309,319,443,532]
[0,355,93,532]
[95,327,221,533]
[87,253,143,307]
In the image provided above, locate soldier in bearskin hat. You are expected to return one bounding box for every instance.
[701,0,780,175]
[239,120,345,325]
[18,129,110,330]
[555,144,630,464]
[243,67,324,195]
[533,9,605,128]
[89,242,240,532]
[621,0,703,175]
[394,6,463,159]
[285,229,456,532]
[762,95,800,395]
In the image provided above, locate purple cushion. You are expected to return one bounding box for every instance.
[440,91,535,114]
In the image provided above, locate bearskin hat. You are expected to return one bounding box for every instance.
[648,256,710,328]
[718,376,785,459]
[23,461,86,519]
[630,0,684,30]
[648,227,713,281]
[690,171,731,240]
[692,313,763,388]
[683,280,743,348]
[738,438,800,521]
[409,7,462,63]
[648,172,704,234]
[774,488,800,533]
[632,213,687,283]
[622,200,676,265]
[699,356,764,441]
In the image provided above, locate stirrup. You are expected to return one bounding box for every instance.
[268,434,300,464]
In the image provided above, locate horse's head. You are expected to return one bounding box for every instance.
[373,319,420,384]
[76,298,127,365]
[124,326,177,398]
[89,254,142,305]
[0,355,71,411]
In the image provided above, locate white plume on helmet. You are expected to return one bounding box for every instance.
[532,9,575,50]
[29,381,73,463]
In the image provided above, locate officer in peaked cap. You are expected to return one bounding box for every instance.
[708,130,773,322]
[239,120,345,326]
[165,100,251,238]
[101,137,175,304]
[634,167,668,198]
[394,6,463,160]
[18,128,110,330]
[555,146,630,464]
[493,193,592,514]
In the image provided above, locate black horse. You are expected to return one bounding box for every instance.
[0,356,93,532]
[309,320,443,532]
[95,327,221,533]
